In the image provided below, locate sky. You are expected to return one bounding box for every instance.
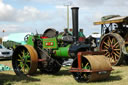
[0,0,128,37]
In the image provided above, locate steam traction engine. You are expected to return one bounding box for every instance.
[94,15,128,66]
[12,7,112,82]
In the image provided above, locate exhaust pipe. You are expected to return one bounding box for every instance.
[71,7,79,43]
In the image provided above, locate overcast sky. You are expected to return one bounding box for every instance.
[0,0,128,37]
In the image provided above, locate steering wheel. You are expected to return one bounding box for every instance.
[24,34,30,42]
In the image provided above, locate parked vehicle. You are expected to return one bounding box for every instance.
[0,44,13,59]
[94,15,128,66]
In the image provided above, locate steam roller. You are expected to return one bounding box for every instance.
[12,7,112,82]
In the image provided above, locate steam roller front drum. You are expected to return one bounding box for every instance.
[71,55,112,82]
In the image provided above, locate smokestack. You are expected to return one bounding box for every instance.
[71,7,79,43]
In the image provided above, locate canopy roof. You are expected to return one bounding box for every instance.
[94,16,128,25]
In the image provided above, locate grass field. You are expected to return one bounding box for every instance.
[0,60,128,85]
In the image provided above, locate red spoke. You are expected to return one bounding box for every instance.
[113,51,120,58]
[107,39,110,46]
[106,53,110,58]
[111,53,116,63]
[113,42,119,48]
[111,53,116,61]
[105,51,109,56]
[108,37,112,45]
[113,49,120,51]
[104,45,109,49]
[111,38,114,45]
[114,50,120,55]
[103,42,109,47]
[115,44,120,48]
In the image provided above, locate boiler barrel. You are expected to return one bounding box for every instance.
[53,45,71,58]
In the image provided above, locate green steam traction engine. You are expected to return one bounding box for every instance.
[12,7,112,82]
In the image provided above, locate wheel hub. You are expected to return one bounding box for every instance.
[23,59,25,64]
[108,47,113,53]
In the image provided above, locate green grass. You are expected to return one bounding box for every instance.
[0,60,128,85]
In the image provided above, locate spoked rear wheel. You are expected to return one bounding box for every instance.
[71,57,91,82]
[100,33,125,66]
[12,45,38,76]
